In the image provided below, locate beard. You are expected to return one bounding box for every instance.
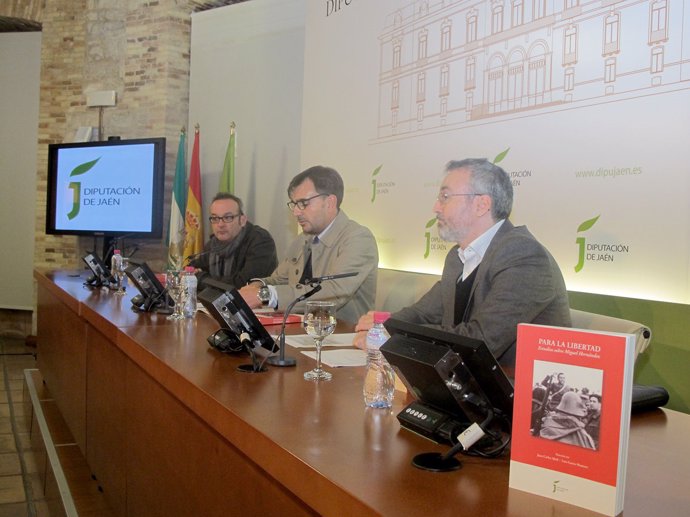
[437,220,465,244]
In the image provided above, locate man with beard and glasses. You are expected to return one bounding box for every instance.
[190,193,278,291]
[354,158,570,370]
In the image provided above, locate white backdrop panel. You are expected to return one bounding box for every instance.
[300,0,690,304]
[189,0,307,256]
[0,33,41,310]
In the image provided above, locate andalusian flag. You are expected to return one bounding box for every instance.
[183,125,204,264]
[166,128,186,270]
[219,122,236,193]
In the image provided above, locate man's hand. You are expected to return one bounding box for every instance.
[238,282,262,309]
[353,311,376,350]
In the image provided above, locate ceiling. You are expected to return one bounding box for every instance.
[0,16,41,32]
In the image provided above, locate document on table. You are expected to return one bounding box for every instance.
[301,349,367,367]
[285,333,357,349]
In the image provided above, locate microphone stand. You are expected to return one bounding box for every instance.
[237,334,267,373]
[266,284,322,367]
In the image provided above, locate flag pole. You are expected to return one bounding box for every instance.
[221,121,236,194]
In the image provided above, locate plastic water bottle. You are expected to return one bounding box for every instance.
[110,250,122,288]
[183,266,197,318]
[363,311,395,408]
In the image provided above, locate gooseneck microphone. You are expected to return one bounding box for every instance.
[303,271,358,285]
[237,332,267,373]
[266,284,322,367]
[185,249,212,263]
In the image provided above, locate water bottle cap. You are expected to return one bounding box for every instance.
[373,311,391,324]
[184,266,194,273]
[113,249,121,254]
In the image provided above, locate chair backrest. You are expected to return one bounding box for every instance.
[569,308,652,361]
[375,268,439,313]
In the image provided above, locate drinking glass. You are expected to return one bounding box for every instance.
[113,256,129,296]
[166,269,185,320]
[303,301,336,381]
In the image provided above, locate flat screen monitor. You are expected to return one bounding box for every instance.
[45,137,166,238]
[125,261,168,312]
[381,319,514,444]
[198,286,278,358]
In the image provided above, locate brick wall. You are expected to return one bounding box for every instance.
[0,0,243,332]
[0,0,242,274]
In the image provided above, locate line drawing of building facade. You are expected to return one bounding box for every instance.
[376,0,690,140]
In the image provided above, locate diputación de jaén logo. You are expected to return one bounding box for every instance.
[370,164,396,204]
[423,217,437,259]
[67,158,101,220]
[370,164,382,203]
[574,215,600,272]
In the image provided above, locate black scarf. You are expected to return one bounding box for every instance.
[208,224,248,279]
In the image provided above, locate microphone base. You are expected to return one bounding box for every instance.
[237,364,267,373]
[411,452,462,472]
[266,355,297,367]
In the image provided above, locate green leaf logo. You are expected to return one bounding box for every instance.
[65,157,100,220]
[370,164,383,203]
[493,148,510,164]
[425,217,437,229]
[577,215,600,233]
[69,157,100,177]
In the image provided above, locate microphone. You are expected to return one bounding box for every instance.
[304,271,358,285]
[104,233,136,257]
[237,332,268,373]
[186,249,212,262]
[266,284,322,367]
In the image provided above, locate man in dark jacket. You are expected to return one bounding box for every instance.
[354,158,571,368]
[190,192,278,290]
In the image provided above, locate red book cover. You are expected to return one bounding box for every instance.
[509,324,635,516]
[255,312,301,326]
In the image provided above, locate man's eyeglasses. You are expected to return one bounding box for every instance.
[209,214,239,224]
[436,192,484,205]
[287,193,328,211]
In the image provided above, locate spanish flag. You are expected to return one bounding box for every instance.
[183,125,204,264]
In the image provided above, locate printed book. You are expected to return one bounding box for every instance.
[509,323,635,516]
[255,312,301,326]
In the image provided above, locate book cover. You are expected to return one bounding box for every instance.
[255,312,301,326]
[509,324,635,516]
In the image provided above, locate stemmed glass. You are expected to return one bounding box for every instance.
[303,301,336,381]
[166,270,186,320]
[113,257,129,296]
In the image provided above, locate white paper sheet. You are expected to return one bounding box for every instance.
[285,333,357,349]
[301,348,367,367]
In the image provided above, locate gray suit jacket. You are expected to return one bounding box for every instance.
[264,211,378,324]
[393,221,571,366]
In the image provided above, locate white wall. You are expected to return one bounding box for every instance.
[188,0,690,305]
[0,32,41,310]
[299,0,690,305]
[188,0,306,257]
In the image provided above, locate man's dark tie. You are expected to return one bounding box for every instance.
[299,236,318,284]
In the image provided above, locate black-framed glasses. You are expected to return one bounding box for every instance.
[209,214,239,224]
[436,192,484,205]
[287,193,328,211]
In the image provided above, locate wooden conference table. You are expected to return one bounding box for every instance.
[34,269,689,517]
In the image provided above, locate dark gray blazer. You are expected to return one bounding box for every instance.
[392,221,571,366]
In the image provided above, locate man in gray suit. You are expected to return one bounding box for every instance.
[355,158,570,367]
[240,165,378,324]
